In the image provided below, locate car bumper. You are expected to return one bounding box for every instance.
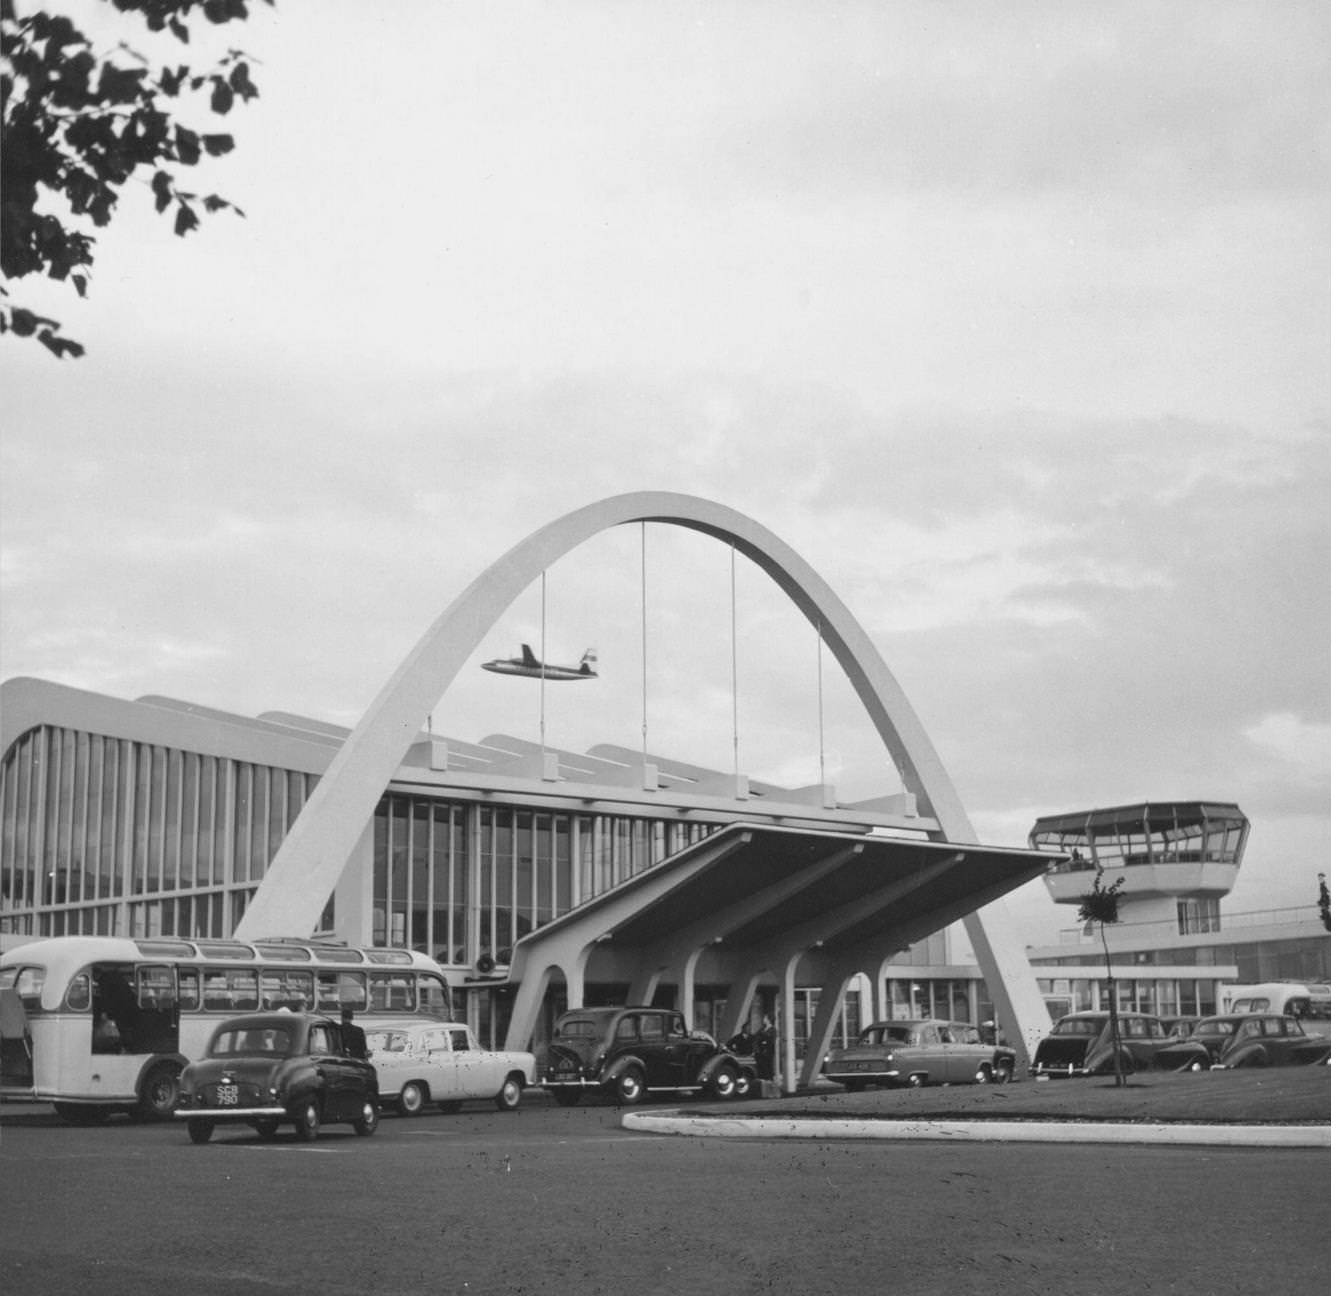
[1031,1063,1091,1078]
[823,1070,900,1084]
[175,1105,288,1120]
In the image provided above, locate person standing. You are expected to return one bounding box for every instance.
[340,1006,368,1060]
[754,1014,776,1081]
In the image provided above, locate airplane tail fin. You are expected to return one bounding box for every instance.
[520,644,539,667]
[580,648,598,674]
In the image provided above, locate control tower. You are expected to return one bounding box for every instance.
[1030,802,1250,943]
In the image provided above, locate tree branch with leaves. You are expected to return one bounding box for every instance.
[1077,866,1128,1087]
[1,0,270,357]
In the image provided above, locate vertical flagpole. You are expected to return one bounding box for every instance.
[641,522,649,771]
[730,544,739,782]
[539,570,547,758]
[817,618,826,789]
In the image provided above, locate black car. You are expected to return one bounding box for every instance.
[1157,1013,1331,1070]
[175,1011,380,1143]
[540,1006,753,1106]
[1032,1011,1210,1077]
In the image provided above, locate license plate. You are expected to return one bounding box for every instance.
[216,1083,238,1106]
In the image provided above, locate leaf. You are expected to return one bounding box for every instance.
[72,275,89,299]
[152,170,174,213]
[202,134,235,157]
[11,309,40,338]
[229,61,260,102]
[175,126,201,166]
[37,329,86,359]
[210,77,235,115]
[174,203,199,237]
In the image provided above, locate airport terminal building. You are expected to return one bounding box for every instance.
[0,494,1061,1085]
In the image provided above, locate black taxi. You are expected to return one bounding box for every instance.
[175,1011,379,1143]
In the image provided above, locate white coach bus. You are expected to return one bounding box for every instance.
[0,935,453,1123]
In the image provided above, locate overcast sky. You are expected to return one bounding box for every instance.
[2,0,1328,948]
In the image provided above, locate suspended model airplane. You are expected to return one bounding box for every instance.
[482,644,599,680]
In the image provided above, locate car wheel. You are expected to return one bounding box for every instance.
[994,1061,1014,1084]
[734,1069,754,1099]
[254,1118,279,1140]
[134,1061,183,1121]
[398,1081,426,1116]
[612,1067,646,1106]
[906,1073,926,1088]
[708,1063,738,1100]
[1177,1057,1206,1073]
[353,1098,379,1136]
[494,1075,523,1112]
[294,1098,321,1142]
[187,1119,214,1145]
[551,1090,582,1107]
[974,1064,993,1084]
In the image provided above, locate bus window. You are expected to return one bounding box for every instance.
[0,967,46,1009]
[178,968,200,1011]
[65,972,91,1012]
[419,974,450,1019]
[316,971,366,1013]
[369,972,414,1013]
[202,968,259,1012]
[261,970,313,1010]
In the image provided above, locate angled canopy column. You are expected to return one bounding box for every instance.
[799,956,865,1090]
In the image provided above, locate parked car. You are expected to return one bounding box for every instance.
[1157,1013,1331,1070]
[1031,1011,1210,1078]
[539,1006,754,1105]
[822,1019,1017,1090]
[175,1011,379,1143]
[364,1020,536,1113]
[1161,1016,1201,1040]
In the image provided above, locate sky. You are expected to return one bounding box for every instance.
[2,0,1328,949]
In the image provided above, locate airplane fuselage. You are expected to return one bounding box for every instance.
[481,661,595,680]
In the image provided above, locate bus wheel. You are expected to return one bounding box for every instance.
[294,1097,321,1142]
[53,1102,110,1125]
[135,1061,183,1121]
[187,1119,214,1145]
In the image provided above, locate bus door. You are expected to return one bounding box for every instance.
[92,963,179,1055]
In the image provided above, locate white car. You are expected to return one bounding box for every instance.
[364,1020,537,1115]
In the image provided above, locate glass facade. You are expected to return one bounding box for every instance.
[372,794,720,969]
[1,725,324,940]
[1031,801,1249,872]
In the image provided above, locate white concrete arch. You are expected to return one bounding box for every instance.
[235,490,982,942]
[233,489,1046,1068]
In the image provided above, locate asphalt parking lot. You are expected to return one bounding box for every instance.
[3,1070,1329,1296]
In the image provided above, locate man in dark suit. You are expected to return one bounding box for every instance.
[340,1007,368,1059]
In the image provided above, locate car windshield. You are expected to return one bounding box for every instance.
[1050,1019,1102,1036]
[211,1026,293,1057]
[555,1018,602,1039]
[1195,1021,1236,1037]
[365,1030,409,1053]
